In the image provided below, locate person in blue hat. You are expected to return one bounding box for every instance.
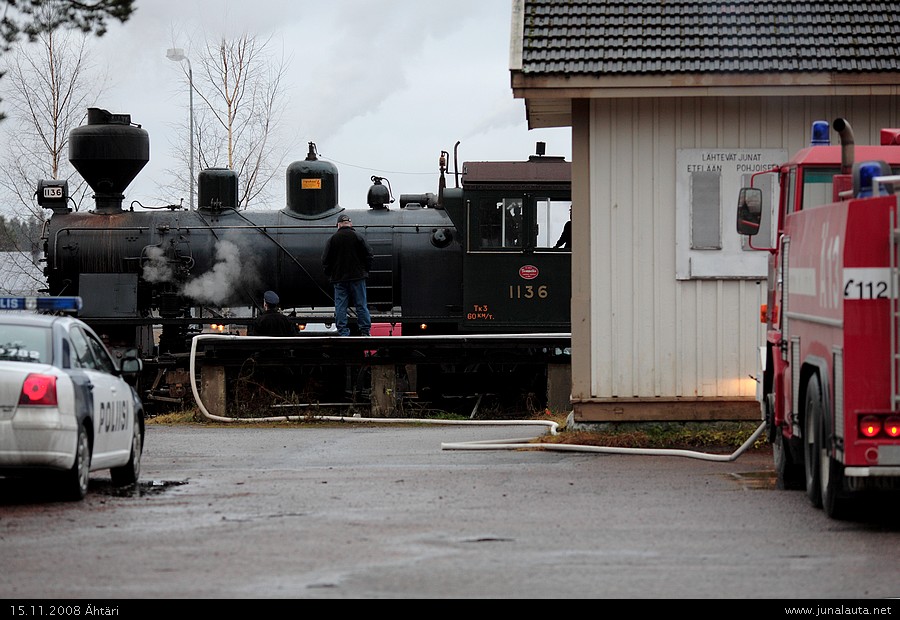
[248,290,298,336]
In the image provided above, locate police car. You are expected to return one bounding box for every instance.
[0,296,145,501]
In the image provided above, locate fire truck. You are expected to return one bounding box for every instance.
[737,118,900,519]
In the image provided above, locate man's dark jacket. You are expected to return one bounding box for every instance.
[322,226,375,283]
[248,309,297,336]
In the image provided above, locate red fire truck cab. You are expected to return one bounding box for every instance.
[737,118,900,519]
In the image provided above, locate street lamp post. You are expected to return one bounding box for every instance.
[166,48,194,211]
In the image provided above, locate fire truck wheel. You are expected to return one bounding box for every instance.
[774,429,804,490]
[803,373,824,509]
[769,393,804,490]
[820,427,851,520]
[765,393,777,444]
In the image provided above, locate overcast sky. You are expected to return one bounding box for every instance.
[69,0,571,212]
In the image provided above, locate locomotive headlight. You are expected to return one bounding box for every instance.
[36,179,69,212]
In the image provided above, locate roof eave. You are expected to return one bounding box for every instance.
[513,71,900,129]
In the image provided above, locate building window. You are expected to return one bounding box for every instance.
[690,171,721,250]
[676,148,786,279]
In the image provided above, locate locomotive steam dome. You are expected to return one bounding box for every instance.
[69,108,149,213]
[198,167,239,210]
[285,142,338,218]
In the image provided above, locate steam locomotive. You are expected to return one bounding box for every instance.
[37,108,572,409]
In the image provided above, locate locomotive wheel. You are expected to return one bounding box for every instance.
[803,374,824,509]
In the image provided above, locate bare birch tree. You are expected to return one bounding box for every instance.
[171,33,292,209]
[0,3,104,291]
[0,0,134,121]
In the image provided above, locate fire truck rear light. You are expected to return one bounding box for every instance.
[885,416,900,438]
[860,416,882,438]
[759,304,767,323]
[881,128,900,145]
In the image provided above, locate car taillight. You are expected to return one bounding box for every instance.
[19,374,58,406]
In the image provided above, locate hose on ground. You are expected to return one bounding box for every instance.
[189,334,766,462]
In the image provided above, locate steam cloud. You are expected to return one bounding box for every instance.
[181,240,256,305]
[142,245,173,283]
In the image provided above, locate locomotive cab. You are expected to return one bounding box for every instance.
[442,147,572,334]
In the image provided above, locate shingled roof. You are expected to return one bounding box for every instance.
[510,0,900,127]
[518,0,900,75]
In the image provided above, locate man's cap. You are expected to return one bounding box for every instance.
[263,290,279,305]
[337,214,351,223]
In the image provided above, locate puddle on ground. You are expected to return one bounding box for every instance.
[0,478,187,505]
[728,470,776,490]
[93,479,188,498]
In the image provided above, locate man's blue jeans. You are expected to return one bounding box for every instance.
[334,278,372,336]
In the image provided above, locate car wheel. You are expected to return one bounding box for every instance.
[110,410,142,487]
[804,374,824,509]
[59,424,90,501]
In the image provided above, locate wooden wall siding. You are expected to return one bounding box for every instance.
[579,95,900,403]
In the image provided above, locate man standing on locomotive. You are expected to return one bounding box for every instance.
[321,213,374,336]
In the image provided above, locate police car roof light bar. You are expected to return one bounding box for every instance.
[0,297,83,313]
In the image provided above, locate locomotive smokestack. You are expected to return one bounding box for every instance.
[69,108,149,214]
[833,118,855,175]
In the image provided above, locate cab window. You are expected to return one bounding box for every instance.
[472,197,523,250]
[536,198,572,250]
[800,166,838,211]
